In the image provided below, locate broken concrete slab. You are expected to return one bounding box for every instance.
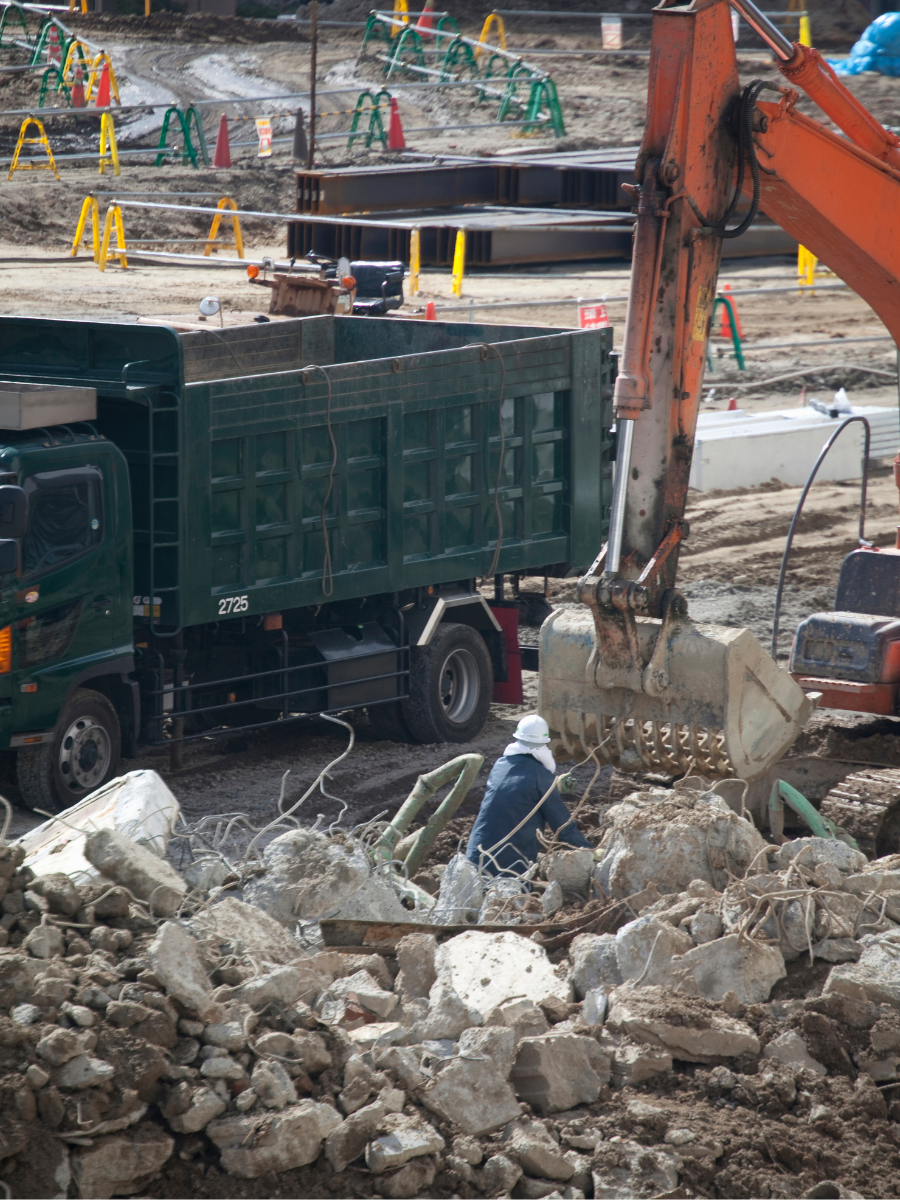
[762,1030,827,1076]
[434,930,566,1021]
[458,1025,517,1079]
[207,1099,342,1177]
[481,1154,523,1194]
[242,828,371,924]
[419,1056,521,1135]
[544,848,595,901]
[607,987,760,1062]
[653,933,786,1004]
[198,898,303,966]
[396,933,437,1000]
[503,1116,575,1181]
[366,1113,445,1173]
[331,874,410,923]
[329,970,399,1019]
[21,770,180,885]
[609,1040,673,1088]
[147,922,215,1018]
[615,916,694,984]
[325,1099,385,1173]
[824,930,900,1009]
[774,837,868,876]
[373,1154,438,1199]
[510,1034,610,1115]
[569,933,622,999]
[593,789,766,898]
[166,1086,226,1134]
[71,1123,174,1200]
[484,997,550,1044]
[84,830,186,918]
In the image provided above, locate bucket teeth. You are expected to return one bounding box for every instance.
[555,714,735,779]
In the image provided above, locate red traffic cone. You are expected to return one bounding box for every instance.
[424,301,437,320]
[387,97,405,151]
[718,283,743,338]
[71,64,85,109]
[94,62,111,108]
[416,0,434,35]
[47,24,61,64]
[212,113,231,168]
[727,396,738,411]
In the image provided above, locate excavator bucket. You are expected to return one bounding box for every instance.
[538,605,817,781]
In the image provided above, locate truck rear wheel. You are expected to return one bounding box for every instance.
[403,622,493,744]
[17,688,121,813]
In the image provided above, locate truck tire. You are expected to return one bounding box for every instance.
[403,622,493,744]
[17,688,121,813]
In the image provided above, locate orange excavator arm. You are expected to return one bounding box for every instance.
[538,0,900,781]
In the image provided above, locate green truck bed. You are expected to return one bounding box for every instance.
[0,316,614,630]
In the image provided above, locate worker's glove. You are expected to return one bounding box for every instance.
[557,772,576,795]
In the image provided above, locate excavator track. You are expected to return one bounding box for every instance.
[819,768,900,858]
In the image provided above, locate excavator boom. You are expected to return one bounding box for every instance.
[540,0,900,780]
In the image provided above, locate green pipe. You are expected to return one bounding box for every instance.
[768,779,858,850]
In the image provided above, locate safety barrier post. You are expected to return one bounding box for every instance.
[360,12,393,51]
[156,106,198,168]
[383,24,425,77]
[498,60,534,124]
[711,296,745,370]
[798,244,819,289]
[435,12,460,35]
[38,66,70,108]
[409,226,420,295]
[204,197,244,259]
[98,204,127,272]
[68,0,88,12]
[475,12,506,58]
[523,76,565,137]
[70,194,100,261]
[8,117,59,180]
[0,5,31,51]
[347,88,389,149]
[451,228,465,297]
[85,52,120,105]
[799,11,811,46]
[390,0,408,37]
[98,112,119,176]
[439,35,479,82]
[184,105,210,167]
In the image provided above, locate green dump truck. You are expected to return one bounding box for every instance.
[0,315,613,811]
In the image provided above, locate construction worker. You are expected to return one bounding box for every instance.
[466,714,590,876]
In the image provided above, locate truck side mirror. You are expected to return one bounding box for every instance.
[0,486,26,539]
[0,539,19,574]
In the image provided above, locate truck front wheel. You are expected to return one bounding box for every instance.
[403,622,493,744]
[17,688,121,813]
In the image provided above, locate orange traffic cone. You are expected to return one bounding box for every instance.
[425,301,437,320]
[212,113,231,168]
[94,62,111,108]
[416,0,435,35]
[718,283,743,338]
[47,24,61,64]
[727,396,738,411]
[71,64,85,109]
[387,97,405,151]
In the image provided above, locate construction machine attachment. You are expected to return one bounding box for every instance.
[538,0,821,781]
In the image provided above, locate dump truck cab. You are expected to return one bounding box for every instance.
[0,430,134,803]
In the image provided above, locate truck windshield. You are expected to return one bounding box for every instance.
[22,468,102,579]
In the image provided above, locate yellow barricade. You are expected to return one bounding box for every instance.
[68,0,88,12]
[61,39,91,83]
[98,204,127,272]
[86,53,121,106]
[451,229,465,297]
[8,118,59,181]
[409,227,420,296]
[391,0,408,36]
[98,112,119,176]
[204,197,244,259]
[71,195,100,261]
[476,12,507,57]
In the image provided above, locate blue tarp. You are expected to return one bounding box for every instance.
[831,11,900,75]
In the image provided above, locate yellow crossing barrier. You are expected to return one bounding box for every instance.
[451,228,465,297]
[68,0,88,12]
[71,195,100,261]
[204,197,244,259]
[391,0,408,36]
[409,226,420,295]
[8,118,59,181]
[475,12,507,57]
[798,244,834,290]
[86,53,121,106]
[98,112,119,176]
[98,204,127,272]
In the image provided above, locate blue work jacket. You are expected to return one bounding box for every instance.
[465,752,590,876]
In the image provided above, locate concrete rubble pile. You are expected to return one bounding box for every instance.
[2,773,900,1198]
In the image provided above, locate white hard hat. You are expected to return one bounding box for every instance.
[514,714,551,745]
